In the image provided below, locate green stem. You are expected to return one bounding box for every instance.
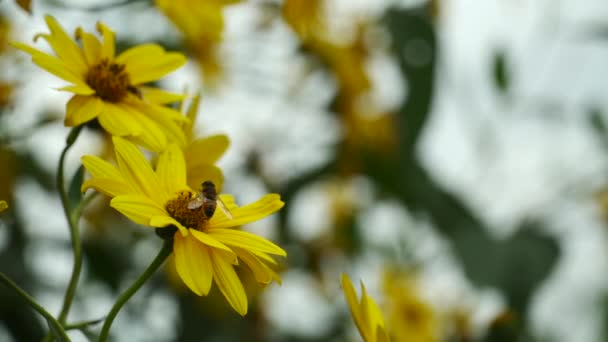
[98,240,173,342]
[0,272,70,342]
[57,126,83,324]
[65,317,104,331]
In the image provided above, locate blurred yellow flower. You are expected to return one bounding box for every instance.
[383,271,438,342]
[12,15,188,152]
[156,0,241,84]
[0,200,7,212]
[81,137,285,315]
[178,94,229,191]
[341,274,390,342]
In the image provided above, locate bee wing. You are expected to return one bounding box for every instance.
[187,197,204,210]
[217,197,234,220]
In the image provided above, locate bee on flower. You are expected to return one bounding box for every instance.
[81,137,286,315]
[11,15,189,152]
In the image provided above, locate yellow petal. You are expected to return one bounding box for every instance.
[0,201,7,212]
[206,228,286,257]
[156,144,188,195]
[149,215,189,237]
[65,95,103,126]
[360,281,384,340]
[233,247,278,285]
[190,230,236,261]
[209,194,284,229]
[81,155,123,180]
[125,109,169,153]
[81,178,131,197]
[185,135,230,165]
[174,233,213,296]
[186,164,223,192]
[11,42,86,86]
[97,104,142,137]
[96,22,115,59]
[110,194,167,226]
[119,44,186,84]
[341,274,369,341]
[182,93,201,141]
[139,86,186,104]
[75,27,102,66]
[112,137,167,204]
[129,101,187,147]
[42,15,88,76]
[210,250,248,315]
[57,84,94,95]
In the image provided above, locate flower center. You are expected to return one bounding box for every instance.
[85,58,131,102]
[165,191,207,231]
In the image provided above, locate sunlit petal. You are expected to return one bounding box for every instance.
[110,194,167,226]
[96,21,115,59]
[112,137,166,204]
[190,230,236,261]
[186,164,223,192]
[75,27,102,66]
[185,135,230,165]
[81,178,130,197]
[139,87,186,104]
[209,194,284,228]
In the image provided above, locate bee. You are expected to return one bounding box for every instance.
[188,181,233,220]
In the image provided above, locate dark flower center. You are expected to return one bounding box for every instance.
[85,58,131,102]
[165,191,207,231]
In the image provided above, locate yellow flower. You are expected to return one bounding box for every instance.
[341,274,390,342]
[155,0,241,84]
[382,271,437,342]
[81,137,286,315]
[0,200,7,212]
[11,15,188,152]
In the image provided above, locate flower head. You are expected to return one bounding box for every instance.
[12,15,188,152]
[341,274,390,342]
[81,137,285,315]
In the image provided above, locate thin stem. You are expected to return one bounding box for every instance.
[0,272,70,342]
[57,126,83,324]
[98,240,173,342]
[65,317,104,331]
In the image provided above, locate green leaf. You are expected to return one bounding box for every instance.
[67,165,84,212]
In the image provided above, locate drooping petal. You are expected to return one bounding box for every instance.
[156,144,188,195]
[210,249,248,316]
[11,42,87,86]
[125,109,169,153]
[97,104,142,137]
[110,194,167,226]
[186,164,223,192]
[232,247,281,285]
[139,86,186,104]
[81,177,131,197]
[96,22,115,59]
[112,137,166,205]
[42,15,88,76]
[75,27,102,66]
[174,233,213,296]
[149,215,189,237]
[65,95,103,126]
[190,230,236,261]
[185,135,230,165]
[206,228,286,257]
[209,194,284,229]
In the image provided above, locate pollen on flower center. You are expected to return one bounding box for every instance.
[85,58,131,102]
[165,191,208,231]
